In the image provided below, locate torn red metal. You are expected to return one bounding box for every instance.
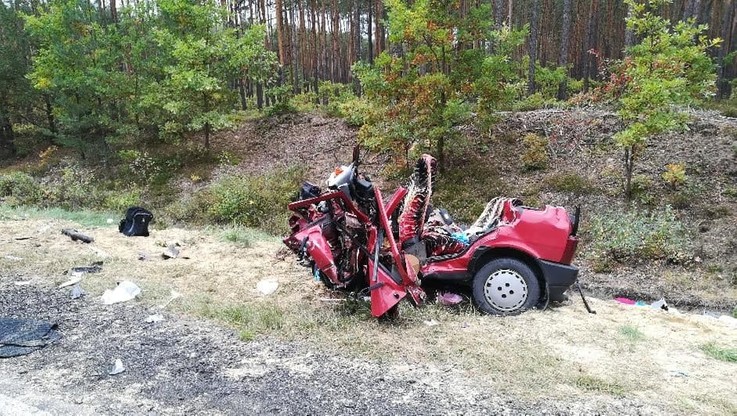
[284,147,581,318]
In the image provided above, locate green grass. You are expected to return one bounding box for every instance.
[701,342,737,363]
[574,375,626,396]
[619,325,646,342]
[0,205,117,227]
[214,224,279,247]
[196,300,286,342]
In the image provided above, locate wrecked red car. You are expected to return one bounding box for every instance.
[283,148,581,318]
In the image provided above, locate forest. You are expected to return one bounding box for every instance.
[0,0,735,163]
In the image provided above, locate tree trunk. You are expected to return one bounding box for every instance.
[368,0,374,63]
[527,0,541,95]
[583,0,599,92]
[44,94,56,135]
[310,0,319,94]
[493,0,504,28]
[683,0,701,20]
[557,0,572,100]
[624,2,634,49]
[0,110,15,156]
[507,0,512,27]
[375,0,384,56]
[717,1,735,98]
[275,0,286,66]
[331,0,340,82]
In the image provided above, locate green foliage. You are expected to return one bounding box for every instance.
[611,0,719,199]
[587,205,692,269]
[473,25,528,118]
[701,342,737,363]
[0,2,36,156]
[0,171,42,206]
[619,325,646,342]
[520,133,549,171]
[205,167,303,234]
[662,163,687,190]
[200,302,285,341]
[543,172,596,194]
[355,0,484,168]
[22,0,276,152]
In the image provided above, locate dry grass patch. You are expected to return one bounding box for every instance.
[2,210,737,414]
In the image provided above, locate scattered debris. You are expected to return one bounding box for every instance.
[109,358,126,375]
[145,314,164,323]
[0,318,60,358]
[61,228,94,243]
[13,281,31,286]
[70,284,86,299]
[138,252,148,261]
[437,292,463,306]
[423,319,440,327]
[162,244,179,259]
[615,297,669,311]
[102,281,141,305]
[651,298,669,311]
[4,255,23,261]
[256,280,279,295]
[13,236,32,241]
[58,276,82,288]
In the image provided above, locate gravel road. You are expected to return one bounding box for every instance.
[0,282,532,415]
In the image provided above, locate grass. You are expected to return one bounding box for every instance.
[542,171,597,194]
[574,375,626,396]
[619,325,646,342]
[214,224,279,247]
[0,205,117,227]
[701,342,737,363]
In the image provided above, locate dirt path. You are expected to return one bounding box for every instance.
[1,283,549,416]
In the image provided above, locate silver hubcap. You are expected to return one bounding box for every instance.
[483,268,528,312]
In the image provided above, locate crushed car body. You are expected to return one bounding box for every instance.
[284,147,580,318]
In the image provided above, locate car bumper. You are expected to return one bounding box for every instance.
[538,259,579,302]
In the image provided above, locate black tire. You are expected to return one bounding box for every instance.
[472,258,541,316]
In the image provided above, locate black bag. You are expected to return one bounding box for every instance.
[118,207,153,237]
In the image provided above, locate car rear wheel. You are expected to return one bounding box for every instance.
[472,258,541,315]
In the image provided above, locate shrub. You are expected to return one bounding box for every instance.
[662,163,687,190]
[587,205,692,265]
[41,165,106,210]
[543,172,596,194]
[520,133,549,171]
[0,171,42,206]
[206,167,303,234]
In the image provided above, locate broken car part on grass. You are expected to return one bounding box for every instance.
[0,318,60,358]
[284,146,583,319]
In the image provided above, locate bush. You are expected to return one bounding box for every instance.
[662,163,687,190]
[587,205,692,266]
[41,165,106,210]
[0,171,42,206]
[520,133,549,171]
[205,167,303,234]
[543,172,596,194]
